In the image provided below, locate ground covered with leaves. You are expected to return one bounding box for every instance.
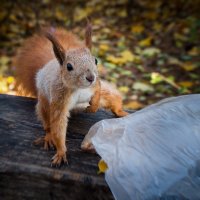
[0,0,200,109]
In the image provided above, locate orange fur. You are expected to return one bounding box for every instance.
[35,93,52,150]
[49,90,71,165]
[100,88,128,117]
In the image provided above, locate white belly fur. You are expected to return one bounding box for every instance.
[68,88,94,111]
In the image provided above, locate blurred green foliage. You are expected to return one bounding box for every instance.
[0,0,200,108]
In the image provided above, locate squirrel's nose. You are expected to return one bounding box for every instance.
[86,75,94,83]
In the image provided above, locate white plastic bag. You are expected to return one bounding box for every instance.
[82,94,200,200]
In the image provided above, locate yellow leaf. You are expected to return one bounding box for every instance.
[101,28,111,34]
[153,23,162,32]
[134,56,142,64]
[118,9,127,17]
[74,7,92,22]
[98,159,108,173]
[99,44,109,51]
[93,19,102,25]
[188,47,199,56]
[143,11,157,20]
[106,50,136,64]
[139,37,152,47]
[148,1,162,9]
[119,86,129,93]
[174,33,187,41]
[131,24,144,34]
[120,50,135,62]
[124,101,144,109]
[55,9,65,20]
[7,76,15,84]
[182,62,198,71]
[0,56,10,65]
[178,81,194,88]
[106,55,120,64]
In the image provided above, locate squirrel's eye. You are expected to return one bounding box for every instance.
[66,63,73,71]
[95,58,98,65]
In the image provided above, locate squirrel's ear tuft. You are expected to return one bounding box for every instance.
[45,32,65,65]
[85,19,92,50]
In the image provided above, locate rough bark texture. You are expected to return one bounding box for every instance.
[0,94,116,200]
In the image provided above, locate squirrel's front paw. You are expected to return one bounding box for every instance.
[33,133,55,150]
[85,105,98,113]
[51,151,68,167]
[44,133,55,150]
[81,141,96,153]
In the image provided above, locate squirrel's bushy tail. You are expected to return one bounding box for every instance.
[14,28,83,97]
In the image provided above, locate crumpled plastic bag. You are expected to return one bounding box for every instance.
[82,94,200,200]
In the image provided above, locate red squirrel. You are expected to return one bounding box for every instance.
[14,23,128,166]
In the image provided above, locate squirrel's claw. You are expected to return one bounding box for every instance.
[51,152,68,167]
[44,140,54,150]
[85,105,98,113]
[33,134,55,150]
[44,135,55,150]
[33,136,45,146]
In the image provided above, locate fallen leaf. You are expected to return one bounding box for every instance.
[106,50,136,64]
[178,81,194,88]
[142,47,161,57]
[93,19,102,25]
[0,56,10,65]
[119,86,129,93]
[106,55,120,64]
[168,56,182,66]
[55,8,66,20]
[124,101,144,109]
[188,47,199,56]
[153,23,162,32]
[143,11,157,20]
[117,37,126,49]
[121,70,132,76]
[118,9,127,17]
[166,22,175,32]
[151,73,181,90]
[101,28,111,34]
[182,62,198,71]
[74,7,92,22]
[104,62,117,69]
[120,50,135,62]
[139,37,152,47]
[7,76,15,84]
[150,72,163,84]
[131,24,144,34]
[174,33,187,41]
[99,44,110,51]
[133,82,154,92]
[98,159,108,174]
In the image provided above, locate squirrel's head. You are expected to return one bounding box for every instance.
[45,22,98,89]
